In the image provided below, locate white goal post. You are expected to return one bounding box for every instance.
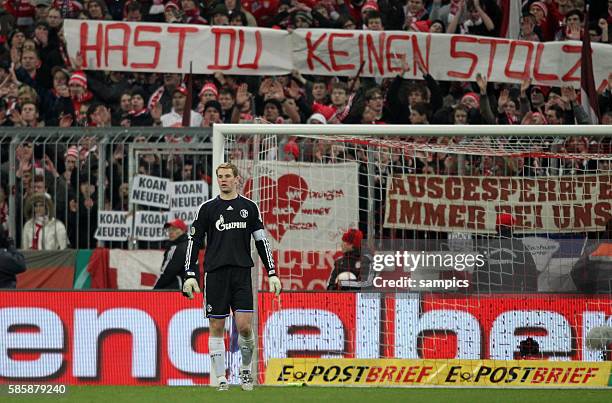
[211,124,612,387]
[212,124,612,197]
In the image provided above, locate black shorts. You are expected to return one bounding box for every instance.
[204,266,253,318]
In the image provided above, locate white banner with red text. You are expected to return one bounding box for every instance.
[384,174,612,233]
[65,20,612,89]
[240,160,359,252]
[0,292,610,386]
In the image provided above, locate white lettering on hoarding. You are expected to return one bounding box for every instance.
[356,294,380,359]
[263,309,344,362]
[0,308,63,378]
[167,309,211,374]
[73,309,157,378]
[489,311,572,360]
[395,296,481,359]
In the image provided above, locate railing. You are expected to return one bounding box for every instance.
[0,127,212,250]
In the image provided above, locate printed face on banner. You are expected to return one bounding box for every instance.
[241,161,359,251]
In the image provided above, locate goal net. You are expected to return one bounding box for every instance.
[212,124,612,386]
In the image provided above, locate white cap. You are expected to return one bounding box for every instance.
[307,113,327,124]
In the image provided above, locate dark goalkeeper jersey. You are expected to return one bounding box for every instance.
[184,195,265,276]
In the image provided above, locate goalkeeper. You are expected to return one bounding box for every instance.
[182,163,281,391]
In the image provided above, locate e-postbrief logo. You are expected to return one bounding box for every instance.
[276,364,433,384]
[444,365,601,385]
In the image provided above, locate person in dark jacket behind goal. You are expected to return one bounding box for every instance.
[473,213,539,293]
[0,230,26,289]
[154,219,189,290]
[181,162,282,391]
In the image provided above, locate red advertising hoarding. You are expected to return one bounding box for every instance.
[0,292,610,385]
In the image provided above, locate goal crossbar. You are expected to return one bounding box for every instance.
[213,124,612,138]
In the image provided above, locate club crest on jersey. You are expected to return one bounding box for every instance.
[240,209,248,218]
[215,214,247,231]
[190,227,195,236]
[206,304,212,312]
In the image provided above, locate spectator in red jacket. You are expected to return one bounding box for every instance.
[327,228,370,290]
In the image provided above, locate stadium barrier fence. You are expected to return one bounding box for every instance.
[0,127,212,250]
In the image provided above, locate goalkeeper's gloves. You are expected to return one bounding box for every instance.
[182,277,201,299]
[268,275,282,296]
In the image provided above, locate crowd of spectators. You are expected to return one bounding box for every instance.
[0,0,610,250]
[0,0,609,131]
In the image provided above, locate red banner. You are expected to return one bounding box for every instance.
[1,292,610,385]
[65,20,612,89]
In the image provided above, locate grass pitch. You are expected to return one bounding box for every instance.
[3,386,611,403]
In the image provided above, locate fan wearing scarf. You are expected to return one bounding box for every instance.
[22,192,68,250]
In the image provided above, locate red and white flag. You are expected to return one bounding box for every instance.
[499,0,522,39]
[581,11,600,124]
